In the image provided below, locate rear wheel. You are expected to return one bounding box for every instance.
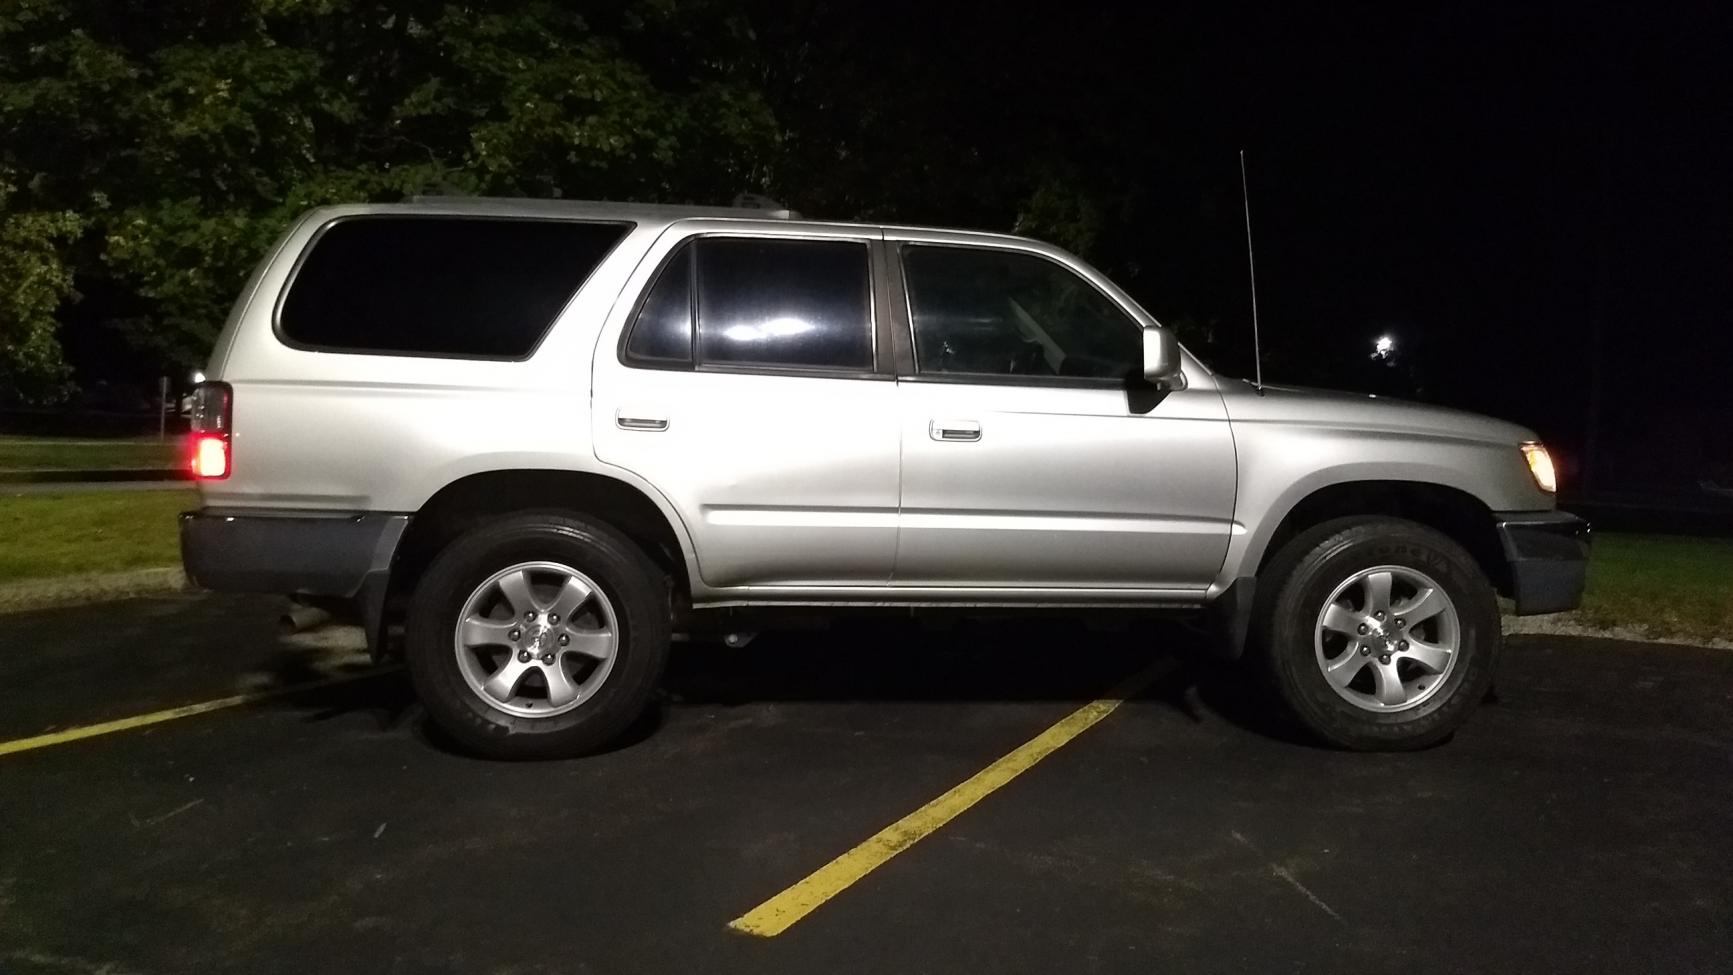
[1252,516,1500,750]
[405,512,670,759]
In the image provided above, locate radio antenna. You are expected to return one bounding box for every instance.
[1239,150,1265,394]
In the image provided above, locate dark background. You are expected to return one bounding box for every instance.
[3,0,1729,505]
[761,0,1730,503]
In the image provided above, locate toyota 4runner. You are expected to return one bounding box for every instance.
[179,197,1589,757]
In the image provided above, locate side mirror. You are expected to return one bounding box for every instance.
[1141,327,1183,385]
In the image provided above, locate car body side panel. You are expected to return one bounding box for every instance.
[1213,382,1556,590]
[893,380,1235,589]
[589,219,902,591]
[595,371,902,588]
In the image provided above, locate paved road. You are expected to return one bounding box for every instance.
[1,595,1729,974]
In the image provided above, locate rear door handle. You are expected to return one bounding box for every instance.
[930,419,981,442]
[615,411,669,432]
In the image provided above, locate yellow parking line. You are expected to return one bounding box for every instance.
[727,658,1169,938]
[0,666,400,758]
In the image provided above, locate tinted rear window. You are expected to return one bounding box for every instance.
[695,238,872,370]
[279,216,627,357]
[623,245,694,364]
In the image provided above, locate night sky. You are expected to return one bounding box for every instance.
[764,0,1731,498]
[1196,1,1732,496]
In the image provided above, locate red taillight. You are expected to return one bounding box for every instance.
[188,381,233,480]
[192,434,229,479]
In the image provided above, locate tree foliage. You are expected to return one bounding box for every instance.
[0,166,83,400]
[0,0,775,400]
[1,0,1254,403]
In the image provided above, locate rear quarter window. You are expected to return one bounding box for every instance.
[278,215,628,358]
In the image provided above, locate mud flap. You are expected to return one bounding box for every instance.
[1210,576,1256,661]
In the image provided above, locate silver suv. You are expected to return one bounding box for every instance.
[180,197,1588,757]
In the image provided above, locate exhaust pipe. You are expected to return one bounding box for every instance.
[280,604,333,635]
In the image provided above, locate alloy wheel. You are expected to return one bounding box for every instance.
[453,561,620,718]
[1313,564,1461,712]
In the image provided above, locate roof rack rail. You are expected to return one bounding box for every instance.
[731,193,801,220]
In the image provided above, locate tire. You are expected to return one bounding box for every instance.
[405,511,671,759]
[1251,516,1500,751]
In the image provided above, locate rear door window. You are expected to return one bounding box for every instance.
[279,216,627,358]
[695,238,873,371]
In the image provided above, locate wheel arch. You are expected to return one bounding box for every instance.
[381,470,695,650]
[1251,480,1511,599]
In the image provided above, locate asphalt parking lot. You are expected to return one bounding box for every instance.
[1,595,1730,975]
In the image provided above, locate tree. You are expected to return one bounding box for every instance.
[0,167,83,400]
[0,0,777,401]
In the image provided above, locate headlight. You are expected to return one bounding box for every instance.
[1521,442,1557,494]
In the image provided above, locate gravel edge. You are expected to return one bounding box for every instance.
[1502,613,1732,650]
[0,568,190,615]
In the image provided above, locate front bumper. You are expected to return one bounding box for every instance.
[1494,510,1590,615]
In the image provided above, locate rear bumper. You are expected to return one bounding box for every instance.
[1494,510,1591,615]
[180,509,407,598]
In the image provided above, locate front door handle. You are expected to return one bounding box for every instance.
[616,411,669,432]
[930,419,981,442]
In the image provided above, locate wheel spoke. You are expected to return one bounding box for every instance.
[1397,586,1448,625]
[1400,637,1453,674]
[1324,649,1368,689]
[1320,603,1363,637]
[561,628,614,661]
[496,570,541,617]
[482,657,533,703]
[1363,570,1394,617]
[1371,659,1408,706]
[454,561,622,720]
[546,575,593,623]
[1316,564,1461,713]
[460,617,517,648]
[542,662,580,708]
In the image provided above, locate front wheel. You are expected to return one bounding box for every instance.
[1252,516,1501,751]
[405,512,670,759]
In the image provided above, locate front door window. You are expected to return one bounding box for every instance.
[901,245,1141,380]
